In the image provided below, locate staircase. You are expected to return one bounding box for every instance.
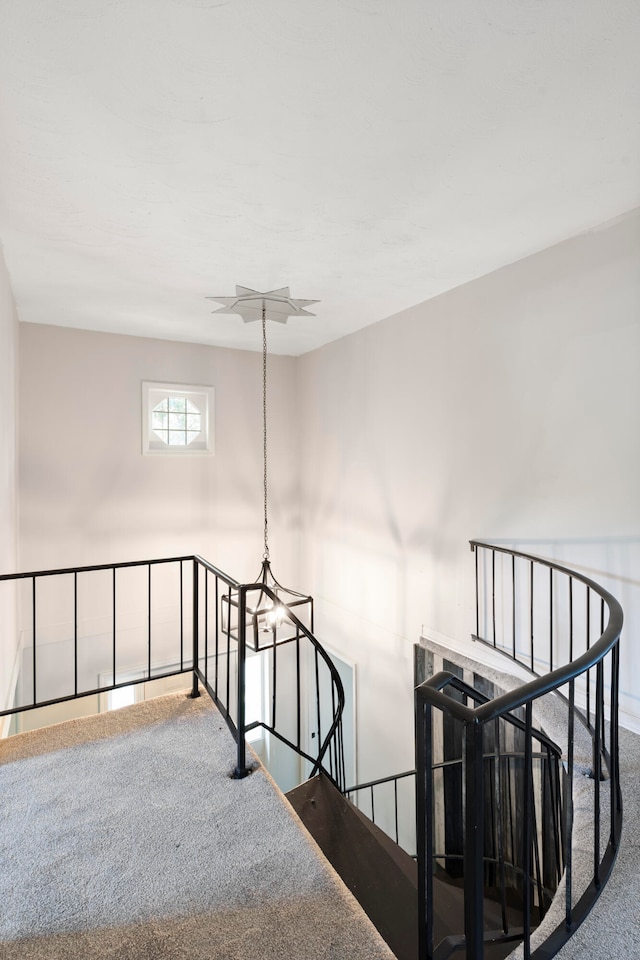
[287,773,421,960]
[0,543,624,960]
[287,770,529,960]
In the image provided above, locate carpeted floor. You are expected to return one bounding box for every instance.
[2,686,639,959]
[0,692,395,960]
[551,724,640,960]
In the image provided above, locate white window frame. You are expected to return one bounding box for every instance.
[142,381,214,455]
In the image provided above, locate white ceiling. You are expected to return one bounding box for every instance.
[0,1,638,356]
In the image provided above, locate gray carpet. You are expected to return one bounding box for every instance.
[0,693,395,960]
[551,724,640,960]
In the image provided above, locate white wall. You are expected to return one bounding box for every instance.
[19,324,299,581]
[297,210,640,780]
[0,246,19,713]
[13,211,640,771]
[17,325,302,714]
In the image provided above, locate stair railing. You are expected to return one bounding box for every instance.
[1,554,345,791]
[346,768,417,854]
[415,542,623,960]
[192,557,345,788]
[0,556,209,723]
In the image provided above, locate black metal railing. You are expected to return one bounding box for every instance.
[192,559,345,789]
[1,543,622,960]
[0,555,345,791]
[415,542,623,960]
[346,768,417,854]
[346,692,564,942]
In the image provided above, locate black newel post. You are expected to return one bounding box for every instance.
[190,559,200,699]
[234,585,250,778]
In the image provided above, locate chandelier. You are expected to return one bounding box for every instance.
[208,286,317,651]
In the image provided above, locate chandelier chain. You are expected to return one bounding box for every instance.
[262,303,269,561]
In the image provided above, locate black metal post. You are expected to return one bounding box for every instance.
[491,549,496,646]
[565,680,575,930]
[594,660,604,887]
[179,560,184,672]
[416,690,434,960]
[512,553,516,659]
[234,586,250,778]
[464,719,485,960]
[147,563,151,680]
[113,567,117,685]
[74,571,78,697]
[204,570,209,684]
[190,559,200,698]
[32,576,37,705]
[473,542,479,640]
[523,702,533,959]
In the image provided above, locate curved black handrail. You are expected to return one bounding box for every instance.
[469,541,624,723]
[239,578,346,789]
[415,541,623,960]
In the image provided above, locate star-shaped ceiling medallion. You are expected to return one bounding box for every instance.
[207,285,319,324]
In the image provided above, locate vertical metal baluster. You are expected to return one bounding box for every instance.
[474,543,479,639]
[464,719,485,960]
[492,549,496,646]
[330,678,337,780]
[546,744,561,884]
[508,756,515,878]
[315,647,321,766]
[586,590,591,727]
[204,571,209,684]
[113,567,117,686]
[549,567,553,672]
[179,560,184,672]
[523,702,533,960]
[611,643,621,843]
[594,660,604,887]
[295,626,301,751]
[214,577,219,698]
[530,561,535,672]
[370,785,375,823]
[32,577,37,705]
[565,681,574,930]
[394,778,399,845]
[74,571,78,697]
[569,577,573,663]
[529,759,544,922]
[512,554,516,660]
[234,586,248,778]
[147,564,151,680]
[416,694,434,960]
[190,560,200,698]
[271,627,277,730]
[495,718,508,934]
[225,585,232,711]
